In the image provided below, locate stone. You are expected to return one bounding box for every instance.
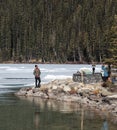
[26,89,33,96]
[63,85,71,92]
[15,78,117,124]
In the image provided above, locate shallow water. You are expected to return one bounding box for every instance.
[0,93,117,130]
[0,64,116,130]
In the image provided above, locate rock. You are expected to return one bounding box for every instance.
[32,88,40,93]
[26,89,33,96]
[63,85,71,92]
[15,78,117,124]
[15,90,27,96]
[107,94,117,99]
[52,85,58,90]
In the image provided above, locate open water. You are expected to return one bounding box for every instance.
[0,64,116,130]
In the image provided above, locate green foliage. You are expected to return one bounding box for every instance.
[0,0,117,63]
[104,15,117,67]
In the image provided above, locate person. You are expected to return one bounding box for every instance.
[33,65,41,88]
[92,63,96,74]
[107,63,111,77]
[101,63,108,82]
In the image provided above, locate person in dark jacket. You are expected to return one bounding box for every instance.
[92,63,96,74]
[33,65,41,88]
[107,63,111,77]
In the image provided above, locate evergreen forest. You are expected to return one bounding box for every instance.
[0,0,117,65]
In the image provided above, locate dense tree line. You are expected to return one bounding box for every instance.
[0,0,117,65]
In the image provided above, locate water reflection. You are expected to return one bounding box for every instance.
[18,97,87,130]
[16,96,117,130]
[101,119,109,130]
[19,96,81,113]
[34,111,40,129]
[81,109,84,130]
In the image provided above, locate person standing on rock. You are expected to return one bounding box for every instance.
[101,63,108,82]
[107,63,111,77]
[92,63,96,74]
[33,65,41,88]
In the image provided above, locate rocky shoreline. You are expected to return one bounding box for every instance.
[15,78,117,124]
